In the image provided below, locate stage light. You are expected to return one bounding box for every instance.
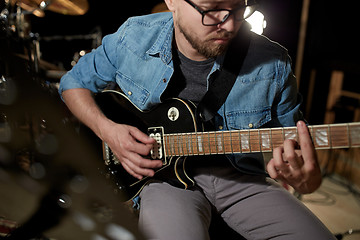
[246,11,267,35]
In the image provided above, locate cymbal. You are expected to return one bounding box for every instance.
[11,0,89,16]
[11,0,46,17]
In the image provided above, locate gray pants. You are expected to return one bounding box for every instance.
[139,163,335,240]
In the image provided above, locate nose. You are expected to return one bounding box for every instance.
[217,14,237,32]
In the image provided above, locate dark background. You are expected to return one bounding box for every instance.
[3,0,360,124]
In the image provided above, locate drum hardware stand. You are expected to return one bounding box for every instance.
[334,229,360,239]
[26,32,40,76]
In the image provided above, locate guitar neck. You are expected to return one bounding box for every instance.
[163,122,360,156]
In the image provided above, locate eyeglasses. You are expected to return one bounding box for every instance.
[184,0,258,26]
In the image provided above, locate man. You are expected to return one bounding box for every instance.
[59,0,336,239]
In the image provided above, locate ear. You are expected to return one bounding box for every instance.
[164,0,176,12]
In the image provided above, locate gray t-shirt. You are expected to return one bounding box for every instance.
[161,50,215,104]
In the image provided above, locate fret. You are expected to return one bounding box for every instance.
[209,132,217,154]
[168,134,174,156]
[260,129,272,152]
[309,126,314,146]
[190,133,195,155]
[270,128,273,151]
[271,128,284,149]
[214,131,223,154]
[212,132,217,154]
[270,128,274,151]
[238,130,242,153]
[240,131,250,153]
[164,135,168,156]
[169,134,176,156]
[222,131,226,154]
[190,133,196,155]
[312,125,330,149]
[178,134,183,155]
[218,131,224,154]
[192,132,199,155]
[347,124,351,147]
[328,125,332,149]
[330,124,350,148]
[248,130,252,152]
[197,133,204,154]
[186,133,192,155]
[223,131,233,154]
[169,134,174,156]
[182,133,187,156]
[258,130,262,152]
[173,134,178,155]
[206,132,212,154]
[349,123,360,147]
[229,131,234,154]
[175,134,180,156]
[230,130,240,153]
[179,134,185,156]
[165,135,171,156]
[183,134,187,155]
[181,133,190,156]
[210,132,221,154]
[284,127,297,141]
[249,129,260,152]
[203,132,210,155]
[221,131,226,154]
[187,133,193,155]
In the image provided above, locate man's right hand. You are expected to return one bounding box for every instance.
[100,122,163,180]
[61,88,163,180]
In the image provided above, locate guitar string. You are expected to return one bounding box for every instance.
[164,128,360,156]
[167,126,360,155]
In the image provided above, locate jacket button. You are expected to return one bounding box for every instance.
[248,123,253,128]
[163,78,167,83]
[127,91,132,96]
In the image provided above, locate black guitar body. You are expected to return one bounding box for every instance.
[95,90,199,201]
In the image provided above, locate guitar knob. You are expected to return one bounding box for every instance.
[167,107,179,121]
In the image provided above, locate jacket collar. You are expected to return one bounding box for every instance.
[146,13,174,65]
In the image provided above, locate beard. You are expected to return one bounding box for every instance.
[176,21,234,59]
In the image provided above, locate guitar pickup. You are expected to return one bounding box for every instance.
[102,142,120,165]
[148,127,167,165]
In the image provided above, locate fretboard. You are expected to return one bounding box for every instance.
[163,122,360,157]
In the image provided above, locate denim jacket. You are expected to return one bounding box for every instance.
[59,12,303,175]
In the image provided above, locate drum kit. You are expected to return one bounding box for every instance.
[0,0,99,84]
[0,1,144,239]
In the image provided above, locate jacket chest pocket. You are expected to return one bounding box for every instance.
[115,71,150,108]
[226,107,271,130]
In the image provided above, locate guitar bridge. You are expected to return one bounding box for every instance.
[148,127,167,165]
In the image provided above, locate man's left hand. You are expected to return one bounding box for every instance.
[267,120,322,194]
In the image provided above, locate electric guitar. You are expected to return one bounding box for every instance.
[95,90,360,202]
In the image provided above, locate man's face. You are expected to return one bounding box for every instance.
[168,0,244,60]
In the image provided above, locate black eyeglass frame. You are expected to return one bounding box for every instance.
[184,0,258,26]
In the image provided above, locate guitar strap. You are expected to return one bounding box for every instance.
[196,23,252,125]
